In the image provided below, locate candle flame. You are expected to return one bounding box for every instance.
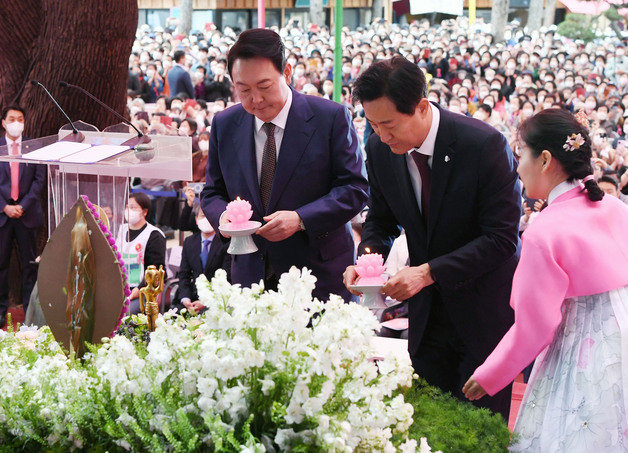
[365,247,371,253]
[236,196,241,201]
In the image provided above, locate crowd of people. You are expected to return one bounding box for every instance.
[127,17,628,206]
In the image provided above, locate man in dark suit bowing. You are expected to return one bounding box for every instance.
[176,205,230,313]
[201,29,368,302]
[0,106,45,327]
[344,57,521,419]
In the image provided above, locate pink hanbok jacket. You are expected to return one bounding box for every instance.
[474,185,628,396]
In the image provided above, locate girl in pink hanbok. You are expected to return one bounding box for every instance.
[463,109,628,452]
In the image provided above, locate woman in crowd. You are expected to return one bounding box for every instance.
[463,109,628,451]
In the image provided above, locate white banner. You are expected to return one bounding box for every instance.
[409,0,464,16]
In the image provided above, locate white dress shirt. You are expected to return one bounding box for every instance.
[5,135,22,153]
[253,89,293,182]
[405,103,440,212]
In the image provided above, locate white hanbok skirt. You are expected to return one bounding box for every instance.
[511,285,628,452]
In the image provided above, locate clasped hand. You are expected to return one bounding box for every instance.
[3,205,23,218]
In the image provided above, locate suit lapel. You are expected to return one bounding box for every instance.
[427,106,457,244]
[232,111,264,215]
[267,89,315,213]
[391,151,427,240]
[192,234,204,274]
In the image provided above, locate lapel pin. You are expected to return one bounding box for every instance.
[445,155,450,162]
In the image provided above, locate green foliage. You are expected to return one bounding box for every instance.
[557,13,597,43]
[404,379,511,452]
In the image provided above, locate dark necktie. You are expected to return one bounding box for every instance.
[260,122,276,210]
[200,239,210,270]
[411,151,431,220]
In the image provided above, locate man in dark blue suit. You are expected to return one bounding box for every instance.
[0,106,45,327]
[176,206,230,313]
[167,50,195,100]
[201,29,368,302]
[345,57,521,419]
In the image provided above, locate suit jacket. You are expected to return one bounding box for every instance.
[360,104,520,363]
[167,65,195,100]
[0,137,46,229]
[201,88,369,301]
[177,232,231,302]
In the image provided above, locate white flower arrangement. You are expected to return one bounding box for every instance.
[563,133,585,152]
[0,267,439,452]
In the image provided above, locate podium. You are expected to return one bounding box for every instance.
[0,127,192,241]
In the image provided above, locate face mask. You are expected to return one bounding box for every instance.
[199,140,209,151]
[195,71,204,80]
[342,66,351,74]
[146,69,155,78]
[179,126,190,136]
[125,209,142,225]
[287,58,297,67]
[586,102,596,111]
[549,62,558,69]
[4,121,24,137]
[522,108,533,117]
[197,217,214,234]
[294,68,305,77]
[154,52,162,60]
[323,85,333,95]
[506,63,516,70]
[598,113,607,121]
[490,62,498,69]
[593,136,603,147]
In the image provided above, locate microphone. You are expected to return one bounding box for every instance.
[59,81,151,148]
[30,80,84,143]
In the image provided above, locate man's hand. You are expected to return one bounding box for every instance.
[219,211,232,238]
[257,211,302,242]
[343,265,361,296]
[462,376,487,401]
[382,264,434,301]
[3,205,22,218]
[523,202,533,223]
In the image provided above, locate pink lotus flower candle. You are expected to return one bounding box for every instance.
[355,248,386,285]
[225,197,253,229]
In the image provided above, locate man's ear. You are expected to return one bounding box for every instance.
[283,64,293,85]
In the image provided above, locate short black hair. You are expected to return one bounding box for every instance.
[478,103,492,116]
[130,192,151,215]
[352,56,427,115]
[598,175,619,190]
[2,105,25,121]
[173,50,186,64]
[227,28,285,76]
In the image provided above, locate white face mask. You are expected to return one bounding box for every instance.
[146,69,155,78]
[214,67,224,76]
[197,217,214,234]
[199,140,209,151]
[125,209,142,226]
[4,121,24,138]
[294,68,305,77]
[179,126,190,136]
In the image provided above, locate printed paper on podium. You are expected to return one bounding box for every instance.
[21,142,92,161]
[59,145,131,163]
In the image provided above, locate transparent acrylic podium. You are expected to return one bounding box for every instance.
[0,127,192,241]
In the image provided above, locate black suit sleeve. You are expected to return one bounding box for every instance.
[177,240,196,301]
[358,138,402,258]
[428,131,521,290]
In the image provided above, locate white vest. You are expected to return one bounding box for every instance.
[117,223,164,288]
